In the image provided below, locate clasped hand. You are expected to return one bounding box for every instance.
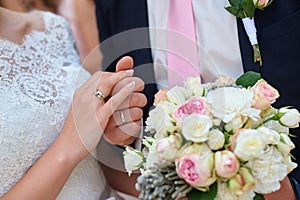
[66,56,146,159]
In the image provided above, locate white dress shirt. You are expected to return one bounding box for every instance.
[147,0,244,88]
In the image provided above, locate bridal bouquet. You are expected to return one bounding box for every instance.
[123,72,299,200]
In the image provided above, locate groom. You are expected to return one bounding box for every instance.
[94,0,300,198]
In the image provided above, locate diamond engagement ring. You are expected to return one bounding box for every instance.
[120,111,126,124]
[94,89,105,100]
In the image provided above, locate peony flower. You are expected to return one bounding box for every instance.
[277,133,295,155]
[282,156,298,173]
[182,114,213,143]
[234,129,266,161]
[278,107,300,128]
[215,150,240,179]
[123,146,144,176]
[156,133,182,160]
[251,79,279,110]
[207,129,225,150]
[173,97,210,122]
[246,147,287,194]
[253,0,270,8]
[206,87,260,123]
[153,88,168,106]
[175,144,216,188]
[145,105,176,136]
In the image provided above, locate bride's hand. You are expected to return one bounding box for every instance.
[64,70,135,159]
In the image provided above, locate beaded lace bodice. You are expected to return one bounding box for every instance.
[0,11,105,199]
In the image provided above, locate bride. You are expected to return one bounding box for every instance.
[0,6,141,199]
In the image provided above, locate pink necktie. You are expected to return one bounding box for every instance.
[167,0,200,88]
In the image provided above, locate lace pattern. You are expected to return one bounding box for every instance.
[0,11,104,199]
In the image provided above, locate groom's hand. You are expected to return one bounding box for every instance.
[104,56,147,146]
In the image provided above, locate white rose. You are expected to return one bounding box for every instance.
[206,87,260,123]
[145,105,176,136]
[166,86,188,105]
[207,129,225,150]
[123,146,144,176]
[182,114,213,143]
[257,126,280,145]
[279,108,300,128]
[277,133,295,155]
[234,129,266,161]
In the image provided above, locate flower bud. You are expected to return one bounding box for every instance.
[253,0,270,8]
[228,167,255,196]
[277,133,295,155]
[123,146,144,176]
[207,129,225,150]
[156,133,182,160]
[215,150,240,179]
[278,108,300,128]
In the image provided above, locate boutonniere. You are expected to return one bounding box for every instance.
[225,0,273,66]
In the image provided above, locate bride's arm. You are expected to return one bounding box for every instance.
[0,70,135,200]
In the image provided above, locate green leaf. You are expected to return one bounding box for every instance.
[225,6,245,18]
[228,0,243,7]
[235,71,261,88]
[254,193,265,200]
[187,182,218,200]
[242,0,256,18]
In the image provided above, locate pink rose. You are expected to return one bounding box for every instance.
[251,79,279,110]
[215,150,240,179]
[154,88,168,106]
[175,144,216,188]
[173,97,210,121]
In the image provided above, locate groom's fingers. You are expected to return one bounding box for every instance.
[116,56,134,72]
[112,77,144,95]
[117,93,147,110]
[104,120,142,146]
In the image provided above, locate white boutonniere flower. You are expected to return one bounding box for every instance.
[226,0,273,66]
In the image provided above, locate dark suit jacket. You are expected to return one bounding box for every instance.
[95,0,300,182]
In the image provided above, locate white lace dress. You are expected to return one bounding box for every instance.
[0,11,107,199]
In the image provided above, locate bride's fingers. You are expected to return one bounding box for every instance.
[81,70,134,100]
[98,81,136,127]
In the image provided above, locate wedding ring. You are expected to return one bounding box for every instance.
[95,89,105,100]
[120,111,126,124]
